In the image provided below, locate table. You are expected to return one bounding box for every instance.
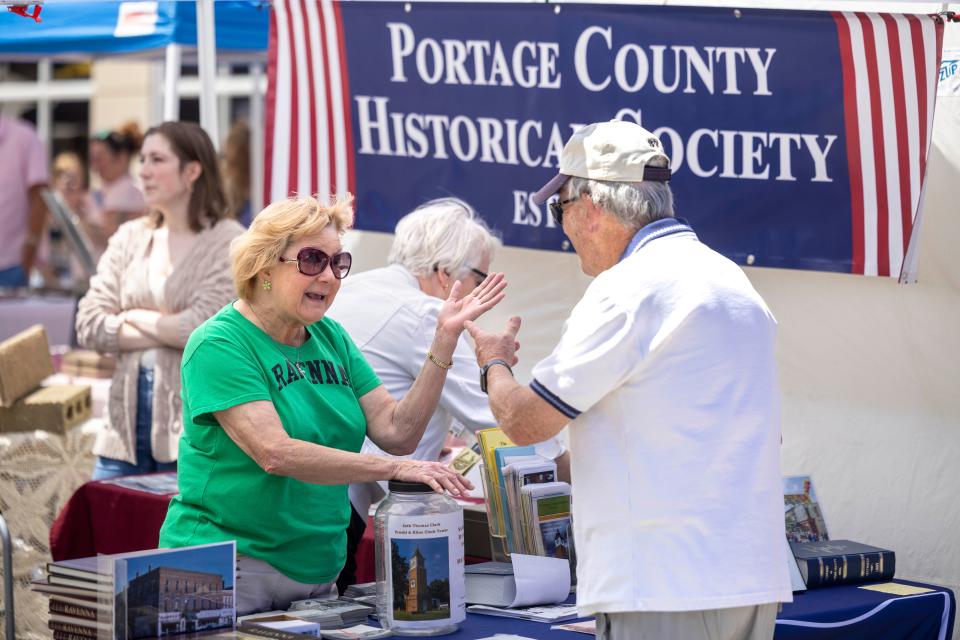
[51,473,491,582]
[50,478,955,640]
[0,293,77,345]
[49,472,176,561]
[775,580,955,640]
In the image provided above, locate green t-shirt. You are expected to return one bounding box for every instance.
[158,303,381,584]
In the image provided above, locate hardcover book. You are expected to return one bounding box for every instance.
[790,539,895,588]
[464,561,516,607]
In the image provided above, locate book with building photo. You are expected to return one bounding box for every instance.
[114,541,236,639]
[783,475,830,542]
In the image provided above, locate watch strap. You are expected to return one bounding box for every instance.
[480,358,513,394]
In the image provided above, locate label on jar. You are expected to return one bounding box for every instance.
[382,511,465,629]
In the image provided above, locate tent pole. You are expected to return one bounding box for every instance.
[163,43,181,122]
[251,62,265,214]
[197,0,219,149]
[37,58,52,154]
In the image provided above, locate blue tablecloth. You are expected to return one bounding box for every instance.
[431,580,955,639]
[775,580,955,640]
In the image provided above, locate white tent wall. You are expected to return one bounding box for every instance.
[342,14,960,624]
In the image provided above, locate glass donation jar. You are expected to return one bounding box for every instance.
[374,480,465,636]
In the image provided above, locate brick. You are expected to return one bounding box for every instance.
[0,384,92,434]
[0,325,54,407]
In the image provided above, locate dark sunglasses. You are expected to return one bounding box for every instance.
[279,247,353,279]
[469,267,488,282]
[549,195,579,227]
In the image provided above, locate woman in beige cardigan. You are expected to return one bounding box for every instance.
[76,121,244,479]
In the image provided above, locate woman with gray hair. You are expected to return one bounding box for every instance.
[330,197,568,591]
[159,194,506,614]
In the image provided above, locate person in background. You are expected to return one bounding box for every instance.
[330,197,569,592]
[223,119,252,226]
[52,151,88,215]
[159,195,500,614]
[0,111,49,288]
[40,151,89,288]
[467,120,791,640]
[85,121,147,255]
[76,122,245,480]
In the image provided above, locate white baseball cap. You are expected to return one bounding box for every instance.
[532,120,672,205]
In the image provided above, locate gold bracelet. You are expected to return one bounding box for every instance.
[427,350,453,370]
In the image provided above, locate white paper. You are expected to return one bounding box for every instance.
[509,553,571,608]
[551,620,597,635]
[383,511,466,629]
[785,537,807,592]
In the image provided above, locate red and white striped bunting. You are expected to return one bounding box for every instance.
[834,12,943,277]
[265,0,355,205]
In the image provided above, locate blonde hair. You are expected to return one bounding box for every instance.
[231,194,355,300]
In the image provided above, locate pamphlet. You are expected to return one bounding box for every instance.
[783,475,829,542]
[466,603,579,623]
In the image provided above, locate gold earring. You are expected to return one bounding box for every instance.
[262,280,271,291]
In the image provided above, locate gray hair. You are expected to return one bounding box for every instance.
[564,158,675,231]
[388,197,501,278]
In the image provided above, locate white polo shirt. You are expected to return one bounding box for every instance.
[531,219,792,616]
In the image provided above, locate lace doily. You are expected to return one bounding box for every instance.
[0,419,102,637]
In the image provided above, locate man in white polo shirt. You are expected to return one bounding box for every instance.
[465,120,792,640]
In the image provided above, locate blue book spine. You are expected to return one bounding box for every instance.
[798,551,895,588]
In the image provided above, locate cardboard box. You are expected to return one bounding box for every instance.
[60,350,116,379]
[62,349,116,372]
[0,384,92,434]
[0,325,54,407]
[463,501,494,560]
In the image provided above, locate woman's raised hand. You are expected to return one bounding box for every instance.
[436,272,507,336]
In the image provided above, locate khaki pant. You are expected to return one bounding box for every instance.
[236,554,338,616]
[597,603,778,640]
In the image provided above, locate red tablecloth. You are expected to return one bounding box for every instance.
[49,474,174,561]
[49,472,484,584]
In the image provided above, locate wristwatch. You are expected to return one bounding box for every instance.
[480,359,513,394]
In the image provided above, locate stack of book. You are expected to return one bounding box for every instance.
[61,349,116,379]
[31,557,112,639]
[32,541,237,639]
[341,582,377,606]
[244,598,376,632]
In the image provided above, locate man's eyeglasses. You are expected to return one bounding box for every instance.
[549,195,579,227]
[279,247,353,279]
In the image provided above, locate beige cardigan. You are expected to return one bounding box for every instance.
[75,217,244,464]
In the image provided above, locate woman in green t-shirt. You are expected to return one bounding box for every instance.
[159,194,508,615]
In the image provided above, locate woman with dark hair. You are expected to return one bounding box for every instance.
[76,121,245,479]
[86,121,147,254]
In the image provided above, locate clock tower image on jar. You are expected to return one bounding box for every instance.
[405,547,429,613]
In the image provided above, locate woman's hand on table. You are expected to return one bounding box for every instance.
[392,459,474,497]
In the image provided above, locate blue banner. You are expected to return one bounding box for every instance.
[267,2,942,276]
